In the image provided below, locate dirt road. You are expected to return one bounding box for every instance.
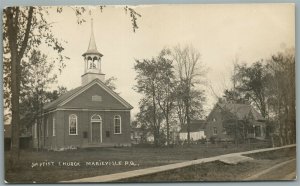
[244,158,296,181]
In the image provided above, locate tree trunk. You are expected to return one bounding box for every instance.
[10,48,20,168]
[166,113,169,146]
[6,7,34,168]
[7,8,21,168]
[185,99,190,145]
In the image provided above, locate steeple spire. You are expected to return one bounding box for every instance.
[81,16,105,85]
[82,18,103,57]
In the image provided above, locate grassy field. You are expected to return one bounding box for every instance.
[5,142,272,183]
[121,146,296,182]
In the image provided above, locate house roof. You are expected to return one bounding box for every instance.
[217,102,264,121]
[43,78,133,111]
[180,120,207,133]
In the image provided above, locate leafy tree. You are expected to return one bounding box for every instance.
[134,50,174,146]
[223,89,247,104]
[233,61,269,118]
[104,76,118,92]
[227,48,295,146]
[135,98,164,145]
[154,49,176,146]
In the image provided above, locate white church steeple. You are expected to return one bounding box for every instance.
[81,18,105,85]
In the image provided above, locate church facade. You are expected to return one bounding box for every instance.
[33,20,133,150]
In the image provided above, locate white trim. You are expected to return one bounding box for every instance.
[46,119,49,137]
[53,117,56,136]
[43,108,130,115]
[57,80,133,109]
[91,114,102,122]
[34,122,37,139]
[69,114,78,135]
[114,115,122,134]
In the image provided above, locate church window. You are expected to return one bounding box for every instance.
[69,114,78,135]
[114,115,121,134]
[87,57,95,69]
[93,57,98,68]
[213,127,217,135]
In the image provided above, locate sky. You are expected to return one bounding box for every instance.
[41,4,295,117]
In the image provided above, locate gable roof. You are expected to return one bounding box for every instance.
[44,86,82,111]
[180,120,207,133]
[217,102,264,121]
[43,79,133,111]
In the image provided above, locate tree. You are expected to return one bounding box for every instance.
[154,49,176,146]
[104,76,118,92]
[3,6,141,167]
[265,49,295,145]
[233,61,269,118]
[3,7,65,167]
[18,49,57,131]
[172,45,207,144]
[134,49,176,146]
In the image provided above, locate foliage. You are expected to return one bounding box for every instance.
[134,50,172,146]
[134,46,207,146]
[18,50,58,129]
[226,48,295,145]
[233,61,269,118]
[104,76,118,92]
[265,49,295,145]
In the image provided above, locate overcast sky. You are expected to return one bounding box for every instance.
[42,4,295,117]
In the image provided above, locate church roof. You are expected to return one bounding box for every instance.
[43,79,133,111]
[82,19,103,57]
[43,86,82,111]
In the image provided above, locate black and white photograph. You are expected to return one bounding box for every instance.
[2,3,296,183]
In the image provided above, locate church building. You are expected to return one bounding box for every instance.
[33,20,133,150]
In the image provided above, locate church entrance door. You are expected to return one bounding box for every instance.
[90,115,102,143]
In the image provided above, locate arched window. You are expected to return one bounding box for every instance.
[93,57,98,68]
[114,115,121,134]
[87,56,94,69]
[69,114,78,135]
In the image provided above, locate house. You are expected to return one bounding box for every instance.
[205,100,266,141]
[33,20,133,150]
[179,120,207,141]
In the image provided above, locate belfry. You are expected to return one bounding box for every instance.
[81,19,105,85]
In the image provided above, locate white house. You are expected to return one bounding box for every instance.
[179,120,207,141]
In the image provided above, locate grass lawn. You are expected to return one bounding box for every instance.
[5,142,272,183]
[121,146,296,182]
